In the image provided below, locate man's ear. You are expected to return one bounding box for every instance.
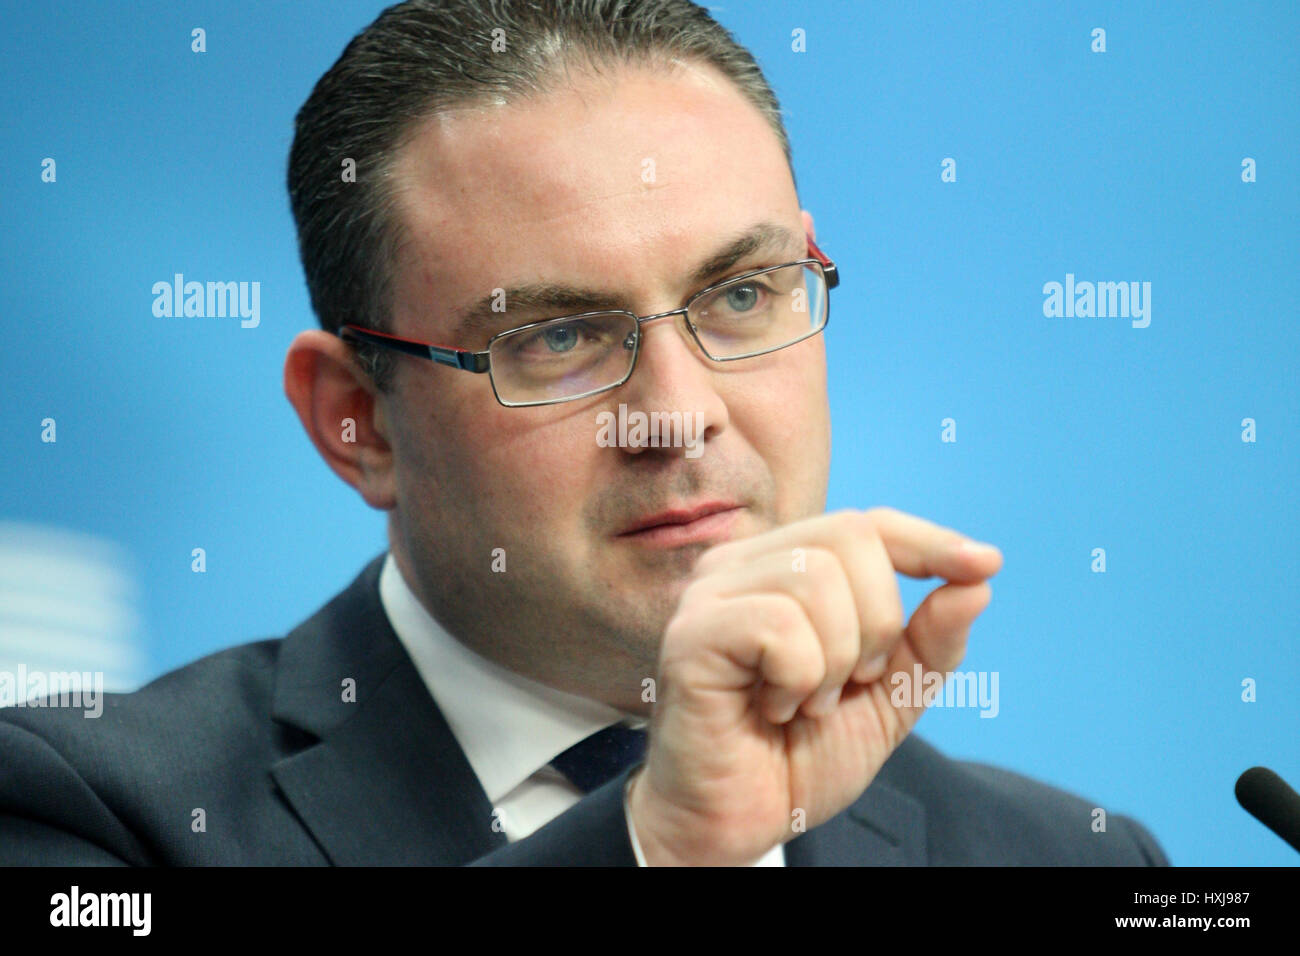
[800,209,815,242]
[283,330,396,511]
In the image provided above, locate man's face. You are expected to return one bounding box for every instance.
[381,60,830,710]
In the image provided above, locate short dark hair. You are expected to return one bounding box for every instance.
[288,0,795,392]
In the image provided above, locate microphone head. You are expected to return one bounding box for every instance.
[1237,766,1276,798]
[1236,766,1300,855]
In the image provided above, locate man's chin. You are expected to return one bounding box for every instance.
[586,571,692,647]
[608,538,716,587]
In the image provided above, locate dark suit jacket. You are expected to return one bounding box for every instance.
[0,554,1170,865]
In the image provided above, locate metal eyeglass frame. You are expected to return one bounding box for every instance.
[339,233,839,407]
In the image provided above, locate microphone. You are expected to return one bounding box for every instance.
[1235,767,1300,854]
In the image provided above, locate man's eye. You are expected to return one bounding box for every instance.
[512,321,602,358]
[539,324,579,352]
[703,280,775,318]
[722,283,764,312]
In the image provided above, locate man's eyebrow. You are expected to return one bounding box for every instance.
[447,221,804,341]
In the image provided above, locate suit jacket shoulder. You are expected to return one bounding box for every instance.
[0,636,319,864]
[859,734,1170,865]
[0,556,608,865]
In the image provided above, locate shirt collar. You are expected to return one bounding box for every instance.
[378,551,645,804]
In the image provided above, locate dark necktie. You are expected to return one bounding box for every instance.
[550,724,648,794]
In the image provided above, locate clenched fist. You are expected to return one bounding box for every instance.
[627,507,1003,865]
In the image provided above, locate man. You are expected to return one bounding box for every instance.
[0,0,1168,866]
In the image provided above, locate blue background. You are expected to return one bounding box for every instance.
[2,0,1296,865]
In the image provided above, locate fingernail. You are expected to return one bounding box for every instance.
[858,653,888,679]
[810,686,841,716]
[959,539,1000,556]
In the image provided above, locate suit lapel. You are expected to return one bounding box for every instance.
[785,754,929,866]
[268,554,508,865]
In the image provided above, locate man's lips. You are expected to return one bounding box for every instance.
[616,502,744,547]
[619,501,742,535]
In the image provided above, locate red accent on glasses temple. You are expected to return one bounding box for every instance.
[342,323,474,355]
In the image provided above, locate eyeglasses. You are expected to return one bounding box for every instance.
[339,233,838,407]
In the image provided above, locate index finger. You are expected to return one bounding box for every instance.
[694,507,1002,584]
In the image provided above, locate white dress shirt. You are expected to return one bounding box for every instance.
[378,552,784,866]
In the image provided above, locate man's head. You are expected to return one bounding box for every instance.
[285,0,832,712]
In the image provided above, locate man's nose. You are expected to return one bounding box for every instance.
[613,311,729,451]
